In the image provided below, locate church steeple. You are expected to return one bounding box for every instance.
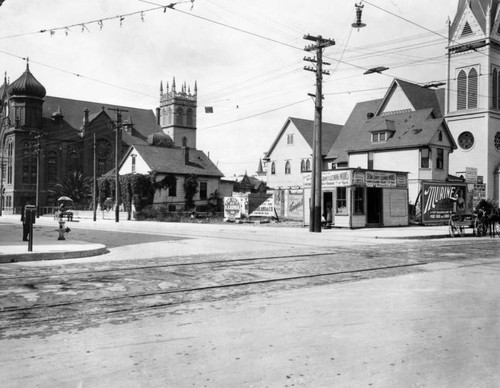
[158,76,198,149]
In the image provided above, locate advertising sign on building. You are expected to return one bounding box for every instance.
[465,167,478,183]
[224,197,242,219]
[248,193,275,217]
[421,182,467,223]
[365,171,397,187]
[303,171,351,188]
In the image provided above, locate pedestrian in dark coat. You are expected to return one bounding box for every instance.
[21,201,32,241]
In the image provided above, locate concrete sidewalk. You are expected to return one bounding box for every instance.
[0,216,106,263]
[0,214,455,263]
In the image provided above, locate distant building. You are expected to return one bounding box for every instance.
[0,65,223,213]
[263,117,343,189]
[327,78,457,204]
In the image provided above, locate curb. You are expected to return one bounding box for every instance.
[0,245,108,263]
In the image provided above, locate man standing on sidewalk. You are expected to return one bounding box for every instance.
[21,200,32,241]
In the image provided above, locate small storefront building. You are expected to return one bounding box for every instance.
[303,168,409,228]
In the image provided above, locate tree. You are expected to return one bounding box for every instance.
[49,171,92,205]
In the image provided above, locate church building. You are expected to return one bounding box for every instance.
[0,63,222,214]
[446,0,500,202]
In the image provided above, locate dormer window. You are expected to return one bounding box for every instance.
[372,132,387,142]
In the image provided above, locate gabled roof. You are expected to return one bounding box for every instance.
[129,144,224,177]
[376,79,444,117]
[331,108,455,159]
[264,117,343,159]
[42,95,160,146]
[326,99,382,162]
[451,0,500,37]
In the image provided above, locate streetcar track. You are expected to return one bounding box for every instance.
[2,239,495,282]
[1,261,426,314]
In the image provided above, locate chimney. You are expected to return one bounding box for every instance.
[83,107,89,127]
[182,146,189,165]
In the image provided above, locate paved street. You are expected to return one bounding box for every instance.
[1,218,500,387]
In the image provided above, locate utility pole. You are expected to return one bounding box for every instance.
[304,34,335,233]
[93,130,97,222]
[108,107,128,223]
[31,131,46,218]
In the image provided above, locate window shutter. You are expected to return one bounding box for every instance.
[457,70,467,110]
[493,68,498,109]
[468,68,478,109]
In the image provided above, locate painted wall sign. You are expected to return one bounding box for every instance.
[365,171,397,187]
[303,171,352,188]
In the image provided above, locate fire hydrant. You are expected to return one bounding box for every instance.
[57,221,71,240]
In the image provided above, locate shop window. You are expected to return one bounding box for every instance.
[285,161,291,174]
[199,181,207,199]
[436,148,444,170]
[336,187,347,214]
[354,187,365,215]
[421,148,430,168]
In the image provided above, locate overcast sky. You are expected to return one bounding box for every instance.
[0,0,458,177]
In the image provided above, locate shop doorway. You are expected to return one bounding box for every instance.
[367,188,383,225]
[323,191,333,225]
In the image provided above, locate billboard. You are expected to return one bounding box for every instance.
[421,182,467,223]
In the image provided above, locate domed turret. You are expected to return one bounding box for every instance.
[8,63,46,99]
[148,130,174,147]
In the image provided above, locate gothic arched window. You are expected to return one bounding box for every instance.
[301,160,306,172]
[175,107,184,126]
[271,162,276,175]
[186,108,194,127]
[306,159,311,171]
[457,70,467,110]
[285,161,291,174]
[6,140,13,184]
[96,139,112,177]
[468,68,478,109]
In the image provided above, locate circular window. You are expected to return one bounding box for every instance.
[495,132,500,151]
[458,131,474,150]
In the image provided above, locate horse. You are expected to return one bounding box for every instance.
[485,207,500,238]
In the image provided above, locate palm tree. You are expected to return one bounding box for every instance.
[49,171,92,206]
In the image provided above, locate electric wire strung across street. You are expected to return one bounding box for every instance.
[0,1,478,135]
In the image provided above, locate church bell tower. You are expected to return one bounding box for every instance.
[446,0,500,202]
[158,77,197,149]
